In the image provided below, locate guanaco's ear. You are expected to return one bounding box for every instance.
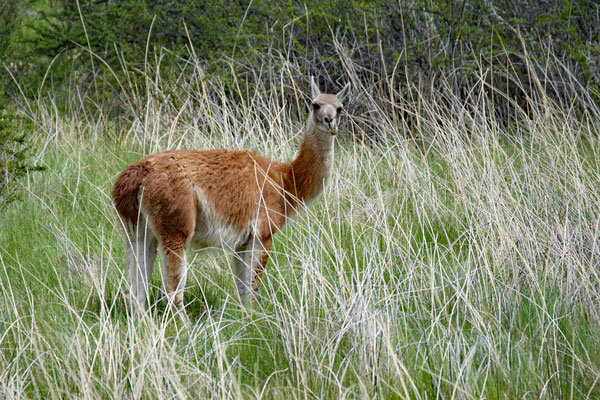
[336,82,351,103]
[310,76,321,99]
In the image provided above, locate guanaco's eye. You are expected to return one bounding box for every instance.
[312,103,320,111]
[336,107,343,114]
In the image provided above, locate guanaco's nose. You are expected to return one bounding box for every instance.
[324,117,332,123]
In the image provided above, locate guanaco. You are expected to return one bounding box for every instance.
[113,77,350,319]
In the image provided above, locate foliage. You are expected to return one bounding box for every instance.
[0,96,44,211]
[0,0,22,91]
[2,0,597,125]
[0,0,21,57]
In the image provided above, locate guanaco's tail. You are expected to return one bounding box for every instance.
[112,163,148,228]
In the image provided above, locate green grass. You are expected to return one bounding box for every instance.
[2,72,600,399]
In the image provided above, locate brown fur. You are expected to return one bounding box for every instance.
[112,163,148,227]
[113,77,350,319]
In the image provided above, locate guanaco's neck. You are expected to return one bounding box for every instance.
[287,116,335,204]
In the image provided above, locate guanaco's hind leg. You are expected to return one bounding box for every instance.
[142,180,195,322]
[125,218,158,312]
[252,236,272,294]
[234,235,272,302]
[161,240,190,323]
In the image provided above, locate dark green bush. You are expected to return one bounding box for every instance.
[5,1,600,127]
[0,98,44,212]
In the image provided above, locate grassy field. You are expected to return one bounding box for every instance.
[2,69,600,399]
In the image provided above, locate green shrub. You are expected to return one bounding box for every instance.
[5,0,600,129]
[0,100,44,212]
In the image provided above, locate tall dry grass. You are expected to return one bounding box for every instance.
[1,45,600,399]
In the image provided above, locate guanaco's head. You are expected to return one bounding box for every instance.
[310,76,350,136]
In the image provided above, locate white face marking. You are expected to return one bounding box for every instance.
[311,94,344,135]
